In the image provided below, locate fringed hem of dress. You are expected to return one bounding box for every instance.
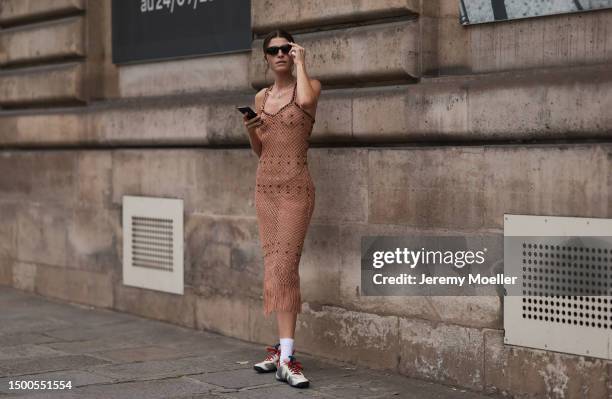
[263,283,302,316]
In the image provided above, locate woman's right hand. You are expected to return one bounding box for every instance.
[244,113,263,134]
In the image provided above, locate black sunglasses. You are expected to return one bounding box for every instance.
[265,44,292,56]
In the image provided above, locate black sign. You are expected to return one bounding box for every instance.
[112,0,251,64]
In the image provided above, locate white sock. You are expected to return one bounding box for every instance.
[279,337,294,363]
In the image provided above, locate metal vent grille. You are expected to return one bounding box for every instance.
[122,195,184,295]
[132,216,174,271]
[504,214,612,359]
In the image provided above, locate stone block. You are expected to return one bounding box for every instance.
[12,261,36,292]
[251,20,421,87]
[0,113,84,146]
[194,294,254,343]
[352,82,468,140]
[76,151,112,207]
[0,257,12,286]
[307,148,368,223]
[296,304,399,370]
[484,328,608,398]
[398,317,485,391]
[0,201,17,260]
[368,147,486,229]
[0,0,85,25]
[34,263,113,308]
[17,203,70,267]
[300,223,341,306]
[66,206,119,274]
[0,16,85,66]
[119,53,250,97]
[113,284,196,330]
[193,149,259,216]
[0,151,77,206]
[468,9,612,74]
[253,0,419,31]
[186,213,261,299]
[368,145,611,230]
[111,149,199,212]
[0,62,86,106]
[481,145,610,228]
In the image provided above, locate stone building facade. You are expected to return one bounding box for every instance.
[0,1,611,397]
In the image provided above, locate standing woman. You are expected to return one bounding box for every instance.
[243,29,321,389]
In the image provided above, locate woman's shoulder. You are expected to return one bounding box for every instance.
[255,86,268,100]
[309,79,322,96]
[254,86,269,110]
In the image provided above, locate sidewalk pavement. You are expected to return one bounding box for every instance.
[0,286,502,399]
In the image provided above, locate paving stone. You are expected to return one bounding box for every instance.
[158,340,273,365]
[0,315,72,335]
[310,369,496,399]
[92,345,198,363]
[0,343,67,360]
[41,336,157,356]
[0,286,503,398]
[0,332,57,347]
[40,319,153,341]
[189,367,275,389]
[84,354,250,382]
[65,376,217,399]
[216,383,323,398]
[28,303,142,327]
[0,354,111,378]
[267,354,361,386]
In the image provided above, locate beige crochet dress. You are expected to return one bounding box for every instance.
[255,80,316,316]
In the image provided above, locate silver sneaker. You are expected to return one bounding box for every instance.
[253,343,280,373]
[275,355,310,388]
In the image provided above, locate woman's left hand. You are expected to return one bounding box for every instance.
[288,42,305,65]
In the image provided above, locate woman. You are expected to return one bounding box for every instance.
[243,29,321,389]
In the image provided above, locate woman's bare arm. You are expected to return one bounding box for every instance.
[244,89,265,158]
[294,66,321,118]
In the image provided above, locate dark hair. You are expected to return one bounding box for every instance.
[262,29,295,79]
[262,29,294,54]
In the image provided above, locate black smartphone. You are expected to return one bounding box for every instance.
[237,106,258,120]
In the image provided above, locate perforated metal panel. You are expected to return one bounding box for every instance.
[504,214,612,359]
[122,195,184,295]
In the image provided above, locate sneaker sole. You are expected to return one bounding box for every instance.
[276,374,309,388]
[253,365,276,373]
[291,381,309,388]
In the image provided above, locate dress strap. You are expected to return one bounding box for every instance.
[291,80,297,103]
[261,85,272,113]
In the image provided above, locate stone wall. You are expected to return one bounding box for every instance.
[0,0,610,397]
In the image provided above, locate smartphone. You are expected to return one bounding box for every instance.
[237,106,258,120]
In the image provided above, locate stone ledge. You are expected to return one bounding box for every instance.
[252,0,419,32]
[484,328,609,398]
[0,0,85,25]
[0,63,611,146]
[437,1,612,76]
[0,61,86,106]
[250,19,421,87]
[0,16,85,66]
